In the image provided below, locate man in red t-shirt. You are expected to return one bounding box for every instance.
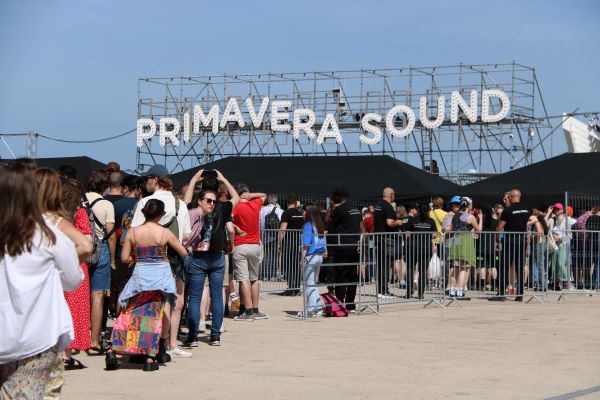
[232,184,267,321]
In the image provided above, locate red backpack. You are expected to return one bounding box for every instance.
[321,292,349,317]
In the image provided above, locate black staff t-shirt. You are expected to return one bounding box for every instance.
[328,202,362,245]
[500,203,531,232]
[374,200,396,233]
[281,207,304,230]
[406,217,436,233]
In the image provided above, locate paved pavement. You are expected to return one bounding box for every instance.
[62,293,600,400]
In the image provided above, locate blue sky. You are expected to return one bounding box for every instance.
[0,0,598,170]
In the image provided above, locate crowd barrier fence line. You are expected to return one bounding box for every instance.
[256,228,600,316]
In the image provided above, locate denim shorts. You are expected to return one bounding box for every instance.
[90,242,111,291]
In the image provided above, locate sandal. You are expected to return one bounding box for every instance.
[86,346,104,356]
[64,357,86,370]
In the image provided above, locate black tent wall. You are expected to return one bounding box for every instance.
[170,155,461,204]
[460,153,600,210]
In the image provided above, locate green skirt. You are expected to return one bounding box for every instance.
[448,232,476,267]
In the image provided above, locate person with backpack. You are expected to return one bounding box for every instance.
[105,199,189,372]
[183,189,228,347]
[83,169,117,355]
[278,194,305,294]
[131,167,191,362]
[111,175,143,316]
[259,195,283,281]
[447,197,482,299]
[182,169,239,334]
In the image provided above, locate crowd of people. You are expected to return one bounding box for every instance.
[2,158,600,397]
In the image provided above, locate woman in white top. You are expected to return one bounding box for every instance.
[0,163,83,399]
[34,167,92,397]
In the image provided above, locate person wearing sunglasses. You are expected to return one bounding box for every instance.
[184,190,226,347]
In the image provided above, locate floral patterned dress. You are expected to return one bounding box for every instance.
[64,207,92,350]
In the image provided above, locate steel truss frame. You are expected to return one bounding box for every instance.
[136,62,553,183]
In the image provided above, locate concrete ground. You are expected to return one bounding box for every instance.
[62,293,600,400]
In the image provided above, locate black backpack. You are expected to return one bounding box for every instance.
[264,206,280,230]
[83,196,115,266]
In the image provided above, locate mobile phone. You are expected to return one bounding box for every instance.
[201,169,217,179]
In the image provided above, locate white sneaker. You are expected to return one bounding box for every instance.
[297,310,323,318]
[220,322,227,333]
[167,346,193,358]
[198,321,206,333]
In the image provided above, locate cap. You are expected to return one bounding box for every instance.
[332,186,349,198]
[143,164,169,178]
[448,195,461,204]
[460,196,473,206]
[553,203,564,211]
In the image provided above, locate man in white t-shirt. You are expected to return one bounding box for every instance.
[84,169,116,355]
[259,194,283,280]
[131,164,192,360]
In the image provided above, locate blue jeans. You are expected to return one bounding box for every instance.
[303,254,323,313]
[532,242,548,290]
[187,252,225,337]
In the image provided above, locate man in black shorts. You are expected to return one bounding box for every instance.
[373,187,403,297]
[325,187,363,311]
[494,189,531,301]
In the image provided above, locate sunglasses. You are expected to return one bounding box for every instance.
[202,198,216,205]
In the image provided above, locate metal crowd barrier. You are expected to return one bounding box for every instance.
[298,231,446,319]
[547,229,600,301]
[301,232,365,317]
[257,227,600,315]
[259,229,303,294]
[441,230,546,305]
[355,231,446,313]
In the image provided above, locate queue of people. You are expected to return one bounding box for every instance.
[2,158,600,398]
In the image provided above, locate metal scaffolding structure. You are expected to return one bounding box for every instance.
[137,62,554,183]
[0,131,38,159]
